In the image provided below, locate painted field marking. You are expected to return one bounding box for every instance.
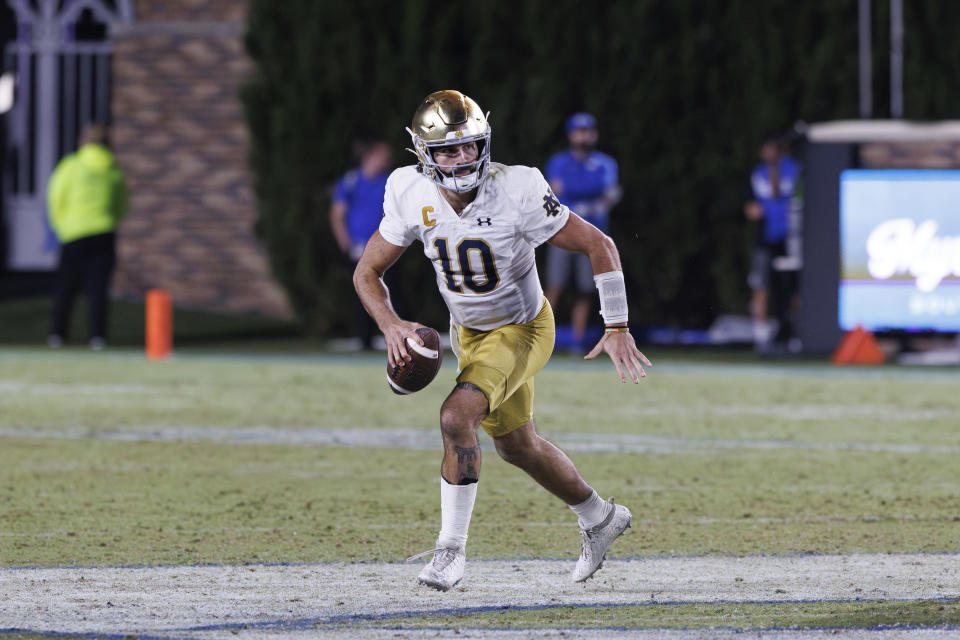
[2,425,960,455]
[0,380,156,395]
[1,553,957,639]
[5,345,960,383]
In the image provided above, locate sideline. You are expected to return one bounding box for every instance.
[1,553,958,639]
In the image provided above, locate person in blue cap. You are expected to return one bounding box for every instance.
[544,113,621,353]
[744,134,799,352]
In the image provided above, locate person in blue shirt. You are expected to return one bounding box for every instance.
[744,135,799,351]
[331,140,392,261]
[544,113,621,353]
[330,139,393,349]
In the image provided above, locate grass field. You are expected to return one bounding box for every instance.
[1,345,959,638]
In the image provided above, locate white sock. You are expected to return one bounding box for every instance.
[438,476,477,549]
[570,490,611,528]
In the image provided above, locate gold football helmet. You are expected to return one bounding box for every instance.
[406,90,492,192]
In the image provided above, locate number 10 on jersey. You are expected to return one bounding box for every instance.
[433,238,500,294]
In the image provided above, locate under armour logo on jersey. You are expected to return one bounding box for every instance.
[476,217,492,226]
[542,191,562,217]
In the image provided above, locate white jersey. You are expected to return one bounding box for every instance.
[379,162,571,331]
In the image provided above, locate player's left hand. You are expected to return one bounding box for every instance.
[585,330,652,383]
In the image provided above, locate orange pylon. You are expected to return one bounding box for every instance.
[831,325,885,365]
[145,289,173,360]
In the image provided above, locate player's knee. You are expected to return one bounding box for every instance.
[439,383,488,441]
[439,401,479,442]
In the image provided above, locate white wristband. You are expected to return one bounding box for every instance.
[594,271,628,325]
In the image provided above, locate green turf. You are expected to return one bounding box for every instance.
[0,432,957,566]
[1,348,958,445]
[345,599,960,630]
[2,346,959,634]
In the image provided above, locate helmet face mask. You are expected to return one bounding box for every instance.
[406,90,492,193]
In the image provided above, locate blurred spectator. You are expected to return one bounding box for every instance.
[330,139,395,349]
[47,123,128,350]
[544,113,621,353]
[744,135,799,353]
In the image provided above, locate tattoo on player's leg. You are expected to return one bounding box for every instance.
[454,444,480,485]
[454,444,478,465]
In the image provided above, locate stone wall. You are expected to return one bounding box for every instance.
[110,0,290,317]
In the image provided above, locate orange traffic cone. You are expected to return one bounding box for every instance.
[831,325,885,365]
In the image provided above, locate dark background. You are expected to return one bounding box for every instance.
[241,0,960,336]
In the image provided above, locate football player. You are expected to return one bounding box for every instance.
[353,90,650,591]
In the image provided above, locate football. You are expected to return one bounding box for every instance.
[386,327,443,394]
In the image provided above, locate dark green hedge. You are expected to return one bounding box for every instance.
[241,0,960,334]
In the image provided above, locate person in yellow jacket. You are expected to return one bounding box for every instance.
[47,123,128,349]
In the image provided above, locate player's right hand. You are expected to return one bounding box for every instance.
[382,320,426,368]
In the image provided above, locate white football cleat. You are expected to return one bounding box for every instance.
[571,498,632,582]
[408,541,465,591]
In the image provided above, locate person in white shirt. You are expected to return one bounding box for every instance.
[354,90,650,591]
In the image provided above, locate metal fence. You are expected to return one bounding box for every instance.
[3,0,131,270]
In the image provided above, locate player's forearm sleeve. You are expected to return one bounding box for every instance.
[594,271,628,325]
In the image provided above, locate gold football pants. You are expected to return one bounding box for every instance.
[454,299,555,437]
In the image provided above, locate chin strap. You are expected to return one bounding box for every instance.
[438,170,481,192]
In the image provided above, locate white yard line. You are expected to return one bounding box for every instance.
[2,425,960,455]
[632,403,957,421]
[0,380,155,395]
[0,553,957,639]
